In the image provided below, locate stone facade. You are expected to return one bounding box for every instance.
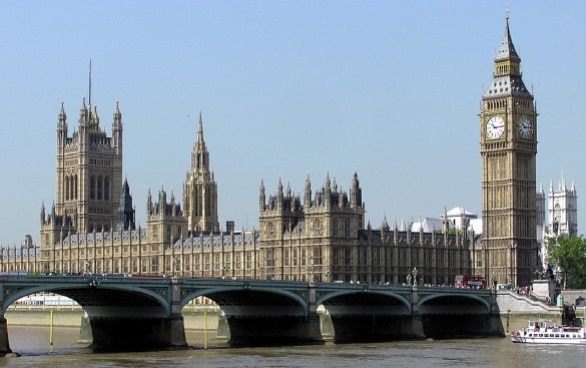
[5,15,551,287]
[0,99,476,284]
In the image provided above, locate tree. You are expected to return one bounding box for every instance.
[547,235,586,289]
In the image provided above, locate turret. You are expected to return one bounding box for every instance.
[304,175,312,208]
[324,173,331,209]
[350,171,362,209]
[277,178,284,211]
[259,180,266,212]
[112,101,122,155]
[57,102,67,145]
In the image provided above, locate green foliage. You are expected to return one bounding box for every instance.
[547,235,586,288]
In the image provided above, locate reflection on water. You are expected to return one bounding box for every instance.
[4,326,586,368]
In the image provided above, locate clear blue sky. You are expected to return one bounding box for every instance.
[1,1,584,246]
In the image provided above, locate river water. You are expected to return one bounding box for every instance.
[2,326,582,368]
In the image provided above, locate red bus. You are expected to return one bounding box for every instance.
[454,275,486,289]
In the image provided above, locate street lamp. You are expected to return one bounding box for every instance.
[491,273,497,291]
[412,267,418,287]
[172,257,179,278]
[222,265,230,279]
[308,264,315,283]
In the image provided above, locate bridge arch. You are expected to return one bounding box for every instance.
[181,286,308,315]
[3,282,171,316]
[0,276,185,352]
[316,289,411,314]
[418,293,491,314]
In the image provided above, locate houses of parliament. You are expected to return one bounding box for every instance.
[0,15,577,288]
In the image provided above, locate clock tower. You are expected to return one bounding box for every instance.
[480,13,538,287]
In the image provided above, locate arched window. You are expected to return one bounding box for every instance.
[90,176,96,200]
[104,176,110,201]
[65,176,70,201]
[97,176,103,200]
[74,175,78,199]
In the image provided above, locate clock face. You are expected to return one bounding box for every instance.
[518,116,533,138]
[486,116,505,139]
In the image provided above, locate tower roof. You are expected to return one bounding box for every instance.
[484,11,532,99]
[495,13,520,62]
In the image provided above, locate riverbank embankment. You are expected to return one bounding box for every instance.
[4,306,220,330]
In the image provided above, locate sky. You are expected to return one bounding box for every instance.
[1,1,585,246]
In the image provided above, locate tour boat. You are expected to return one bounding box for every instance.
[511,320,586,344]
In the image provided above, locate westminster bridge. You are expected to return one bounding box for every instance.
[0,275,504,353]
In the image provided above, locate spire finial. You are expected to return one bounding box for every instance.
[505,5,510,20]
[88,58,92,106]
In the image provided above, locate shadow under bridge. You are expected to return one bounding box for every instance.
[181,280,321,346]
[317,287,412,342]
[417,289,498,338]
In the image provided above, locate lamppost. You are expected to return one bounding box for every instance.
[412,267,418,287]
[308,264,315,283]
[222,265,230,279]
[172,257,179,278]
[491,273,497,291]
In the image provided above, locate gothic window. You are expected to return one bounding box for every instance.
[104,176,110,200]
[344,219,351,237]
[97,176,103,200]
[70,175,75,200]
[344,248,351,267]
[65,176,69,201]
[266,249,275,267]
[313,247,322,265]
[90,175,96,200]
[204,254,210,271]
[332,249,339,269]
[214,254,220,270]
[194,255,200,270]
[333,219,339,237]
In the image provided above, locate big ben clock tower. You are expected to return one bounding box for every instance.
[480,12,538,287]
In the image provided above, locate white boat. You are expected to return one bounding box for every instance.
[511,319,586,344]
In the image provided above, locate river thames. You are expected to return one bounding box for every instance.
[1,325,583,368]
